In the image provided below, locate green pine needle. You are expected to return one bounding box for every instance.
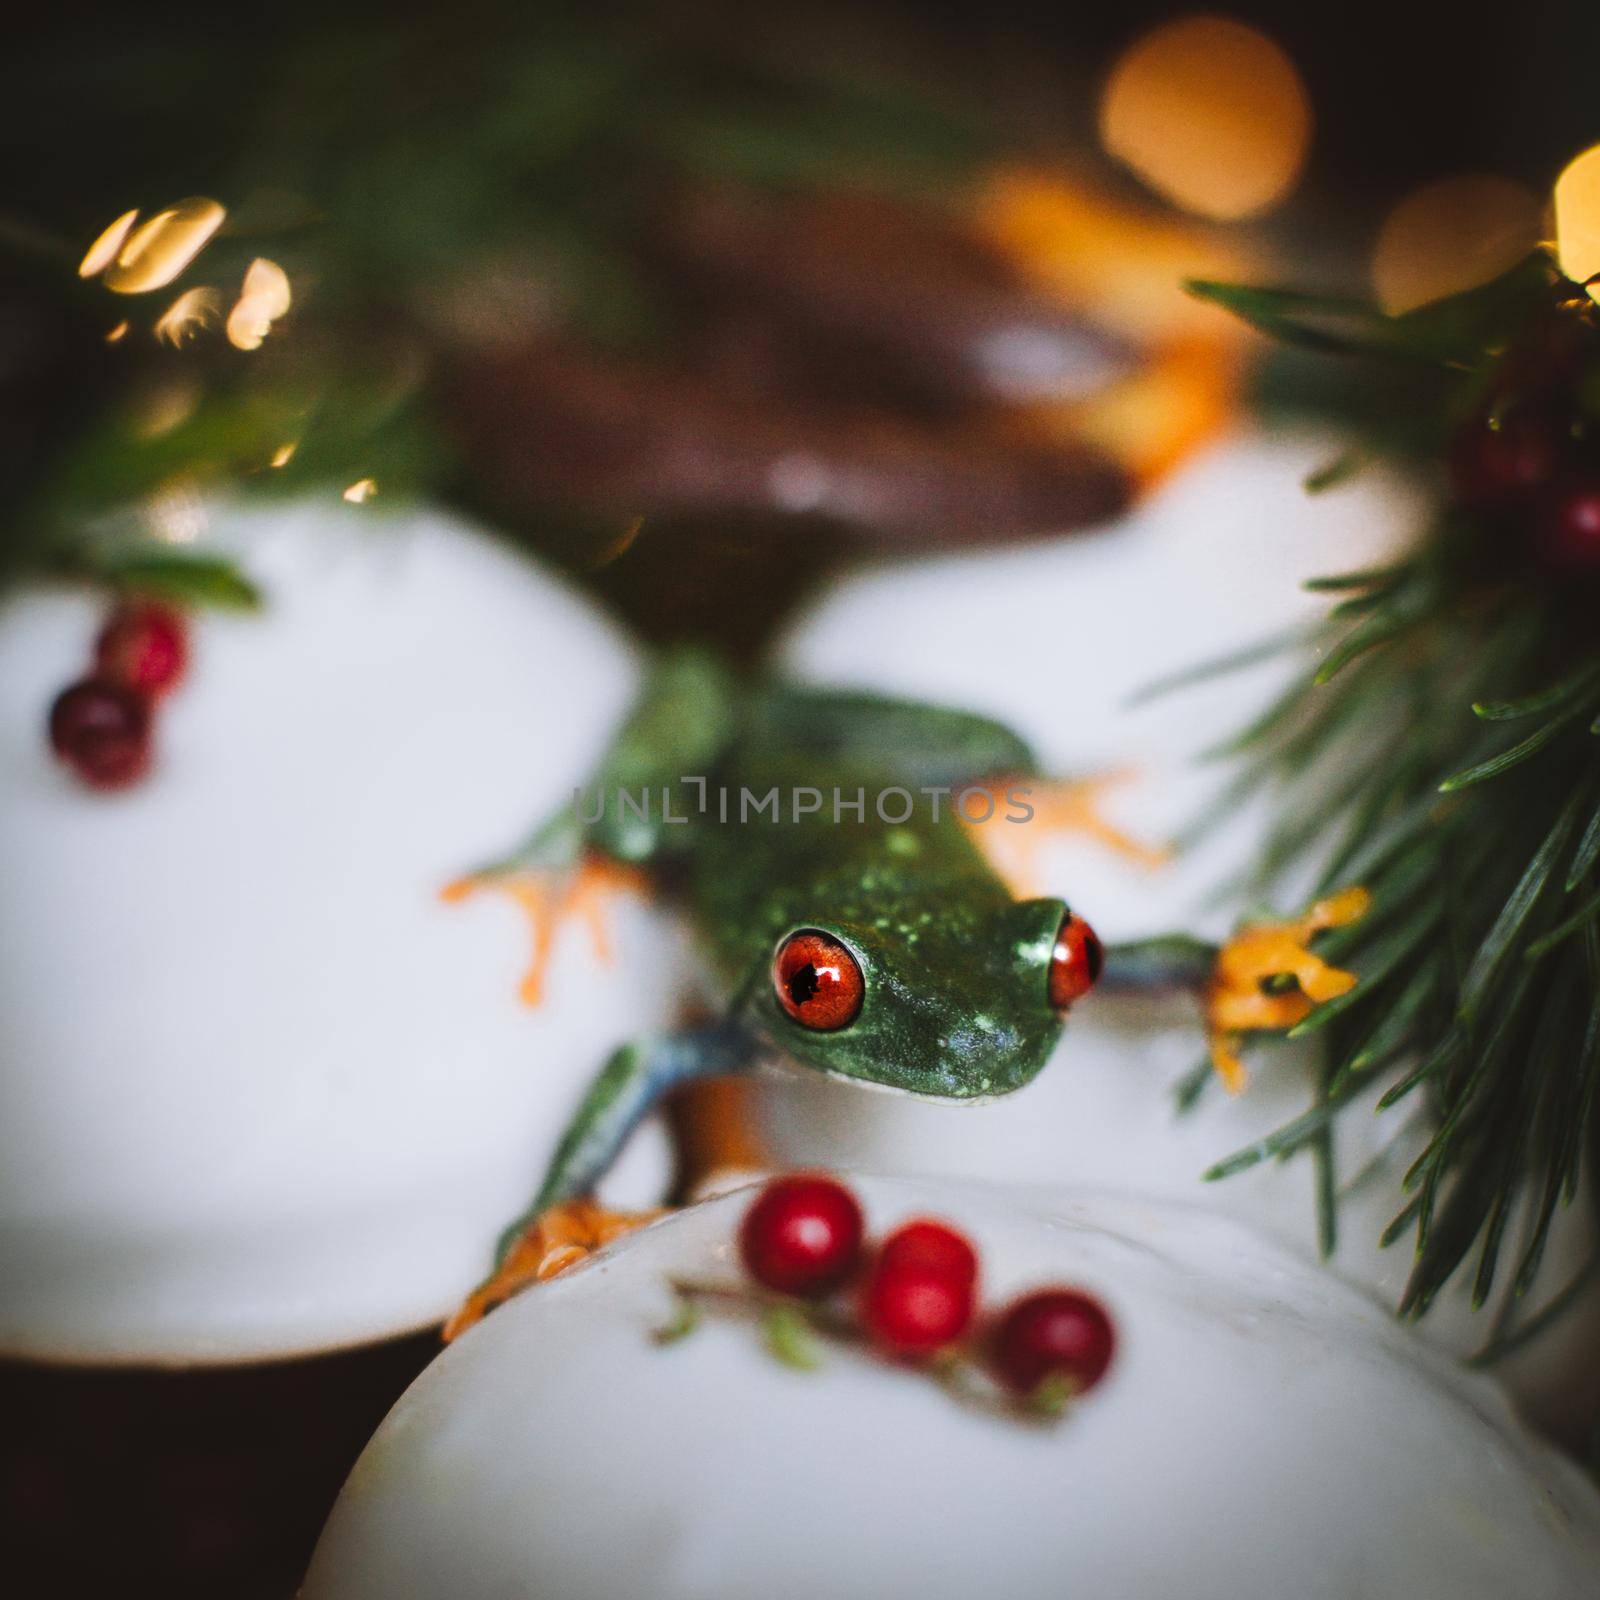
[1172,1055,1216,1114]
[1176,263,1600,1334]
[1304,452,1364,494]
[1439,712,1585,792]
[1303,563,1407,593]
[1565,795,1600,890]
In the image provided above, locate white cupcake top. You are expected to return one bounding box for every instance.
[0,501,678,1361]
[305,1175,1600,1600]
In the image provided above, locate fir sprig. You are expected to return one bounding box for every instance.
[1187,257,1600,1336]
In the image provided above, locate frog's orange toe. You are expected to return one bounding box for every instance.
[439,855,651,1008]
[1206,1031,1251,1096]
[442,1198,666,1342]
[1201,886,1371,1093]
[565,856,651,966]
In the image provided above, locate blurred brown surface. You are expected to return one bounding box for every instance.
[450,334,1132,549]
[658,186,1142,409]
[0,1333,437,1598]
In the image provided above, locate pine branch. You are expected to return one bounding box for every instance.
[1182,264,1600,1338]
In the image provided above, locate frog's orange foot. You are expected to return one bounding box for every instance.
[1204,886,1371,1094]
[443,1198,666,1342]
[962,769,1170,895]
[441,854,650,1006]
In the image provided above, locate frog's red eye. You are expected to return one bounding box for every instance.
[1048,912,1102,1013]
[773,930,864,1031]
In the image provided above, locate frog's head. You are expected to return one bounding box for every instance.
[760,896,1099,1099]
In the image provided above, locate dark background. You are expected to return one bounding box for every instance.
[1,3,1588,1595]
[6,1,1588,239]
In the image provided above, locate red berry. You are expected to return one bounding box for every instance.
[47,679,152,789]
[739,1174,864,1297]
[990,1288,1115,1398]
[1048,912,1102,1012]
[1540,480,1600,570]
[1449,410,1563,510]
[861,1260,975,1358]
[877,1219,979,1289]
[95,603,188,697]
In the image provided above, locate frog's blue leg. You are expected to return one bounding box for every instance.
[444,1020,758,1340]
[1100,933,1217,993]
[513,1019,758,1237]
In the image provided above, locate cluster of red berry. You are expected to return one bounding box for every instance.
[731,1173,1114,1411]
[1449,328,1600,573]
[47,602,189,789]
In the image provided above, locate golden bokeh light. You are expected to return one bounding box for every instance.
[78,209,139,278]
[105,320,129,344]
[1370,176,1543,315]
[1099,17,1311,221]
[343,477,377,504]
[153,287,220,346]
[102,197,226,294]
[226,257,292,350]
[270,442,298,469]
[1553,143,1600,289]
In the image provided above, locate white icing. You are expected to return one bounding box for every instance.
[304,1176,1600,1600]
[0,501,679,1362]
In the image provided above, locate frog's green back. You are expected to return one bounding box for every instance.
[688,747,1006,983]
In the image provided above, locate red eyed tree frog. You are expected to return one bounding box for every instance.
[444,649,1350,1335]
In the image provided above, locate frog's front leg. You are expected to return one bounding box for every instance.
[444,1020,759,1339]
[1098,933,1218,994]
[442,649,736,1003]
[524,1020,759,1219]
[1100,887,1369,1094]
